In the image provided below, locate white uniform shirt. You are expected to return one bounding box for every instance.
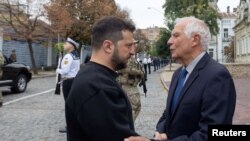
[142,58,148,64]
[147,58,152,64]
[137,58,140,62]
[57,53,80,78]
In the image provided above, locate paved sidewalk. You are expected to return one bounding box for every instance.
[0,67,169,140]
[160,63,181,91]
[159,63,250,125]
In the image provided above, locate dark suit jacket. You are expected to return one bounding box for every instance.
[156,53,236,141]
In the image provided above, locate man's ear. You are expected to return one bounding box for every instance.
[192,34,201,47]
[103,40,113,54]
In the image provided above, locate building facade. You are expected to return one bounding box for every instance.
[217,11,237,63]
[208,0,237,63]
[0,27,3,52]
[141,26,162,42]
[234,0,250,63]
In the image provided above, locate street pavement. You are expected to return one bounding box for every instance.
[0,67,168,141]
[0,64,249,141]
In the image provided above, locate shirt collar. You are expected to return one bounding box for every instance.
[185,52,206,74]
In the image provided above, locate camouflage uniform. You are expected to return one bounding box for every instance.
[0,52,4,107]
[117,57,144,121]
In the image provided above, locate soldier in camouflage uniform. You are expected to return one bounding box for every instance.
[0,51,4,107]
[117,55,145,121]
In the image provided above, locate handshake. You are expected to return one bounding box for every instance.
[124,132,167,141]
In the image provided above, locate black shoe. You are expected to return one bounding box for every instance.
[59,127,67,133]
[0,102,2,107]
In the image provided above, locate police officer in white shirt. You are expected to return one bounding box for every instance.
[56,37,80,133]
[147,56,152,74]
[142,57,148,80]
[56,37,80,100]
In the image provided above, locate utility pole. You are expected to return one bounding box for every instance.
[216,35,219,62]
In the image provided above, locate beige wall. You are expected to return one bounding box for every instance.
[233,1,250,63]
[0,27,2,51]
[224,63,250,78]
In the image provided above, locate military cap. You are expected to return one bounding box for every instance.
[66,37,80,49]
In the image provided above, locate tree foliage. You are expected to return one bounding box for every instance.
[45,0,130,45]
[44,2,73,37]
[0,0,48,74]
[154,0,220,59]
[155,29,170,59]
[163,0,219,35]
[224,39,235,63]
[133,29,149,53]
[54,42,64,53]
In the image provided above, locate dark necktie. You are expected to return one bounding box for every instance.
[171,68,188,115]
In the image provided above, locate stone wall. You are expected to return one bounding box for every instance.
[224,63,250,78]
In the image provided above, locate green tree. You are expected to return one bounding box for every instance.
[54,43,64,53]
[155,29,170,59]
[154,0,220,63]
[163,0,219,35]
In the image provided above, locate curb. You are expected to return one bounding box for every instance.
[159,63,180,92]
[160,72,169,92]
[32,73,56,79]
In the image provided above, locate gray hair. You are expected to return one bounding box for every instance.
[175,17,211,51]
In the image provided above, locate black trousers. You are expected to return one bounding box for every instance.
[143,64,147,80]
[148,63,151,74]
[62,78,74,100]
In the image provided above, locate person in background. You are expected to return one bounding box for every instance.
[136,55,141,63]
[65,16,140,141]
[147,56,152,74]
[56,37,80,133]
[142,56,148,80]
[152,57,156,72]
[9,49,17,63]
[117,42,145,121]
[125,16,236,141]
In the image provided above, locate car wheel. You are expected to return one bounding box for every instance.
[11,74,27,93]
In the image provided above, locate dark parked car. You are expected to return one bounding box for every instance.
[0,55,32,93]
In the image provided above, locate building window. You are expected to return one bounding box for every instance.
[242,38,245,54]
[222,20,230,25]
[248,35,250,54]
[224,28,228,38]
[239,39,242,55]
[244,36,247,54]
[208,48,214,58]
[236,40,239,55]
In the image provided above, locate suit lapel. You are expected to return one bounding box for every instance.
[169,53,210,120]
[167,68,181,116]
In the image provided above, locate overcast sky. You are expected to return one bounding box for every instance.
[115,0,240,29]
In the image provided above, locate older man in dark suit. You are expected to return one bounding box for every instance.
[125,17,236,141]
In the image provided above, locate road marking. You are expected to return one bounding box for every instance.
[3,88,55,106]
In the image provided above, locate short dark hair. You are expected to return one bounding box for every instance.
[91,16,136,49]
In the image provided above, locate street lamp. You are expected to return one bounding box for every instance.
[147,7,164,14]
[147,6,168,30]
